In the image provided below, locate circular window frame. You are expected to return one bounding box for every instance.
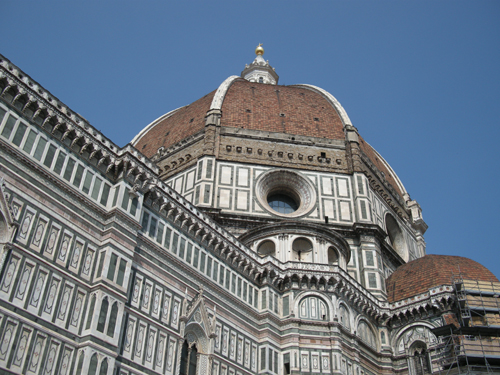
[255,169,317,218]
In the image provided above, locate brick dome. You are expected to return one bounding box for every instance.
[132,78,345,158]
[133,90,216,158]
[386,255,499,303]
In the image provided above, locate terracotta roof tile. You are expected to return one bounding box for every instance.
[386,255,499,303]
[135,91,216,157]
[220,80,345,139]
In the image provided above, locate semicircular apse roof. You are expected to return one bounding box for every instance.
[386,254,499,303]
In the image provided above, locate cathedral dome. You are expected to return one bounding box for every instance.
[386,255,499,303]
[132,79,345,156]
[131,50,409,203]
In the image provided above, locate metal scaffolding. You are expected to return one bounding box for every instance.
[432,275,500,374]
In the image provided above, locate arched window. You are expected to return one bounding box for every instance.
[180,340,189,375]
[180,340,198,375]
[97,297,109,332]
[327,247,338,265]
[257,240,275,257]
[88,354,98,375]
[409,342,431,375]
[106,302,118,337]
[339,304,350,330]
[259,77,264,83]
[357,321,377,349]
[99,358,108,375]
[76,351,84,374]
[107,253,118,280]
[299,296,328,320]
[85,294,96,330]
[189,344,198,375]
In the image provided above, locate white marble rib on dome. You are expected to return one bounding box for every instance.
[210,75,241,110]
[130,106,184,146]
[291,84,353,128]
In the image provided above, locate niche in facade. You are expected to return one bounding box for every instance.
[327,247,339,265]
[257,240,276,257]
[385,214,408,260]
[292,237,313,262]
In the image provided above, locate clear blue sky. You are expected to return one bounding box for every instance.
[2,1,499,278]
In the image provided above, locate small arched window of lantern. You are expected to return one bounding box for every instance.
[259,77,264,83]
[257,240,276,257]
[409,342,431,375]
[328,247,339,265]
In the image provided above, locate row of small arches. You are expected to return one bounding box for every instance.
[257,237,339,264]
[75,352,108,375]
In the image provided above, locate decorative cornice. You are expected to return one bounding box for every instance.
[0,54,159,195]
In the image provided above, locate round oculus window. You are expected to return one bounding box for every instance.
[267,193,299,214]
[255,169,316,218]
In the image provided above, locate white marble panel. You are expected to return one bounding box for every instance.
[221,166,232,185]
[237,168,248,187]
[339,201,351,221]
[323,199,336,219]
[337,178,349,197]
[236,190,248,210]
[321,176,333,195]
[218,188,232,209]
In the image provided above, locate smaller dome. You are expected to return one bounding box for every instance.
[386,255,498,303]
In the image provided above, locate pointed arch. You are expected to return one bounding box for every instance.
[99,358,108,375]
[85,294,96,330]
[88,353,98,375]
[409,341,431,375]
[97,297,109,332]
[106,302,118,337]
[180,340,189,375]
[76,351,84,373]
